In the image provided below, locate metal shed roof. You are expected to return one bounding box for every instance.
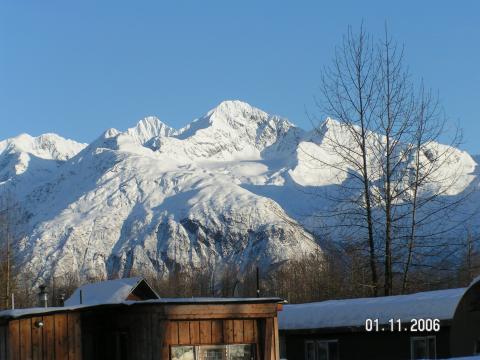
[279,288,466,331]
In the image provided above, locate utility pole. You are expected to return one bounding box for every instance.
[5,221,10,309]
[1,202,14,310]
[256,267,260,298]
[0,207,10,309]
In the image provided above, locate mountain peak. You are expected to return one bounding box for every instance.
[208,100,268,123]
[1,102,478,284]
[0,132,86,160]
[136,116,170,131]
[321,117,342,130]
[211,99,260,111]
[126,116,177,145]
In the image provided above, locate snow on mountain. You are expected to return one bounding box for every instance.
[1,100,478,284]
[148,100,304,162]
[124,116,177,148]
[0,133,86,161]
[0,133,87,196]
[290,117,477,195]
[4,101,319,283]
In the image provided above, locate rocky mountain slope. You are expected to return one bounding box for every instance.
[0,100,478,283]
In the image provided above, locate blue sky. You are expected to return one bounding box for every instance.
[1,1,479,153]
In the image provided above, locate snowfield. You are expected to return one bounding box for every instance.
[0,100,478,283]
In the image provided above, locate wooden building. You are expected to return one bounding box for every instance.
[64,277,160,306]
[0,295,282,359]
[278,277,480,360]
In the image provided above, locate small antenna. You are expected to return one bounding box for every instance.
[57,293,65,307]
[11,293,15,310]
[79,290,83,305]
[256,267,260,298]
[38,285,48,308]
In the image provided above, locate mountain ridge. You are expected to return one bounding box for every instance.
[1,100,478,284]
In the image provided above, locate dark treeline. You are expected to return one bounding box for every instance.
[1,239,478,311]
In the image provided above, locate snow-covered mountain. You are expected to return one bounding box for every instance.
[0,100,478,283]
[0,133,87,197]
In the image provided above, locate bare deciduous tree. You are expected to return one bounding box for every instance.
[313,24,381,295]
[0,194,20,309]
[309,24,474,296]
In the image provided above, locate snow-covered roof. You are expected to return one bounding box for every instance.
[278,288,466,331]
[64,277,154,306]
[0,297,282,320]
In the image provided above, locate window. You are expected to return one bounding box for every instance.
[197,346,226,360]
[474,339,480,354]
[304,340,339,360]
[411,336,436,359]
[171,346,195,360]
[171,345,254,360]
[228,344,253,360]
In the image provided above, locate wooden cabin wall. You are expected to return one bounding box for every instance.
[0,325,8,360]
[6,313,81,360]
[164,319,260,358]
[81,306,280,360]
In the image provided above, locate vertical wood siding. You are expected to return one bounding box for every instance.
[0,325,8,360]
[4,303,279,360]
[6,313,81,360]
[81,311,274,360]
[165,318,260,347]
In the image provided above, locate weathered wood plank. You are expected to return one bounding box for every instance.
[132,312,147,360]
[126,312,137,357]
[19,318,31,360]
[8,321,20,360]
[54,314,68,360]
[67,314,74,360]
[178,321,190,345]
[31,317,43,360]
[233,320,243,344]
[211,320,223,344]
[138,303,278,319]
[273,317,280,360]
[74,313,82,360]
[42,316,55,360]
[142,313,152,360]
[158,320,170,360]
[223,320,234,344]
[263,318,274,360]
[199,321,211,344]
[243,319,255,343]
[189,321,200,344]
[168,321,179,345]
[67,313,82,360]
[0,326,7,360]
[151,314,159,360]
